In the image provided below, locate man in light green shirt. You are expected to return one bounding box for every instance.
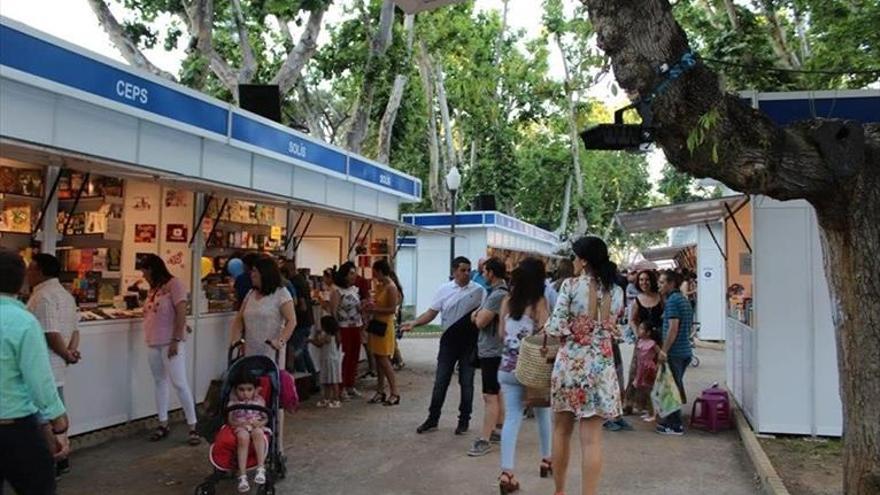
[0,249,69,494]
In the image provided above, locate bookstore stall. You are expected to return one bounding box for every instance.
[0,17,421,435]
[397,211,561,316]
[614,86,878,437]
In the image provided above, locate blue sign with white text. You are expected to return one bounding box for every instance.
[231,113,347,175]
[349,157,419,198]
[0,24,228,136]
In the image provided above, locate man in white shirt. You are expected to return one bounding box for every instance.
[26,253,80,475]
[402,256,485,435]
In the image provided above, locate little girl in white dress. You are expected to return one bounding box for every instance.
[311,315,343,408]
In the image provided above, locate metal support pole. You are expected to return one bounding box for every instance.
[723,201,752,254]
[704,222,727,261]
[449,190,457,270]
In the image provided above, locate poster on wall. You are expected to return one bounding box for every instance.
[164,249,186,270]
[164,189,188,208]
[134,224,157,243]
[166,224,188,243]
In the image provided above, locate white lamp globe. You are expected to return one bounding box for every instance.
[446,166,461,191]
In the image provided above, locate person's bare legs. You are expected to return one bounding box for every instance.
[235,429,251,476]
[375,355,398,396]
[251,429,267,468]
[578,417,604,495]
[375,353,386,395]
[552,412,575,493]
[481,393,501,439]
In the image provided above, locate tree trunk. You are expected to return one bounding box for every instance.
[87,0,176,80]
[271,7,326,95]
[580,1,880,492]
[722,0,739,31]
[376,75,408,163]
[345,0,396,153]
[558,173,573,234]
[555,34,588,234]
[229,0,257,83]
[435,61,456,184]
[417,41,444,210]
[376,14,415,164]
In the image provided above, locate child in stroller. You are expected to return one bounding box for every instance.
[227,369,269,492]
[196,347,286,495]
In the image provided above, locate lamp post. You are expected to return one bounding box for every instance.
[446,166,461,271]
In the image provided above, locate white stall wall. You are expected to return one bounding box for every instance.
[396,246,417,312]
[696,222,726,340]
[753,196,841,436]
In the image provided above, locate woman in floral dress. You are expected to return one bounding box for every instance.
[545,236,624,495]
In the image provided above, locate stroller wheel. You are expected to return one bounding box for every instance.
[194,482,215,495]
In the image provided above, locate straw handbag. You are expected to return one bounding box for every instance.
[514,278,611,407]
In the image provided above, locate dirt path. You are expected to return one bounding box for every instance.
[58,339,759,495]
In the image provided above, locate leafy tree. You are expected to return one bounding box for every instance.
[580,0,880,492]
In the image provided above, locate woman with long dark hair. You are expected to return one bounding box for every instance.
[328,261,364,398]
[496,258,553,494]
[622,270,664,416]
[138,254,199,445]
[230,256,296,363]
[546,236,624,495]
[365,259,401,405]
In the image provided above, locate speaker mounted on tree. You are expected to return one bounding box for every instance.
[472,194,497,211]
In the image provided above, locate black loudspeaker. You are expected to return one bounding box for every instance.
[239,84,281,123]
[472,194,497,211]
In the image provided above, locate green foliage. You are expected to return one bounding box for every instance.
[673,1,880,91]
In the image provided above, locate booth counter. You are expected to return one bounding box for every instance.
[0,17,422,435]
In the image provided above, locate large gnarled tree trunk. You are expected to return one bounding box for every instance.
[580,2,879,493]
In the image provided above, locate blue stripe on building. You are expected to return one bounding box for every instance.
[231,113,346,174]
[0,24,228,136]
[349,157,419,197]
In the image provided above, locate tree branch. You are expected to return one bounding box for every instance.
[230,0,257,83]
[184,0,239,98]
[272,6,327,95]
[86,0,176,80]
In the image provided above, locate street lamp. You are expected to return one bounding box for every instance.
[446,166,461,271]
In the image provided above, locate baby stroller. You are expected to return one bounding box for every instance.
[195,341,287,495]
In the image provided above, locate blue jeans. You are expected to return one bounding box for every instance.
[498,371,552,472]
[427,331,476,423]
[662,355,692,428]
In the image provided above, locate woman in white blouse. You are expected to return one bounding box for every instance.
[230,256,296,446]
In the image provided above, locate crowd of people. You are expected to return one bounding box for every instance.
[402,236,696,495]
[0,233,696,495]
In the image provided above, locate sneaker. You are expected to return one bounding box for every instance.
[316,399,329,408]
[467,439,492,457]
[615,418,634,431]
[347,388,363,398]
[603,420,622,432]
[454,420,469,435]
[254,466,266,485]
[328,400,341,409]
[416,419,438,434]
[655,424,685,436]
[237,474,250,493]
[340,391,351,401]
[489,430,501,443]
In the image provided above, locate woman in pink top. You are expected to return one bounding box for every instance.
[139,254,199,445]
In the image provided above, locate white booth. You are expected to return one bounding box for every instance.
[0,17,424,435]
[616,195,747,341]
[398,211,560,317]
[617,89,879,436]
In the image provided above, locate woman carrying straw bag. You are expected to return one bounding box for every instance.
[545,236,624,495]
[496,258,553,494]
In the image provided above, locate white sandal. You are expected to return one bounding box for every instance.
[237,474,250,493]
[254,466,267,485]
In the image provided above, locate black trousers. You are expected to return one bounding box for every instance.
[427,325,477,423]
[0,415,55,495]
